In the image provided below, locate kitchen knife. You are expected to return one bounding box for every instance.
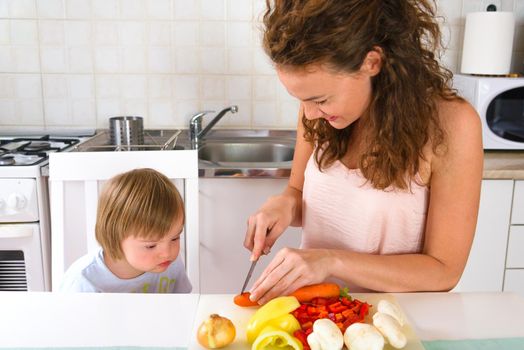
[240,259,257,294]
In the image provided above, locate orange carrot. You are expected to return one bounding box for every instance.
[289,283,341,302]
[233,292,260,307]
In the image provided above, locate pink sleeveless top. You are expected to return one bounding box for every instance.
[301,155,429,291]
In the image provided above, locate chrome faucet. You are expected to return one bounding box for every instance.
[189,105,238,148]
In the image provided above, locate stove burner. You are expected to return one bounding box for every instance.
[23,141,51,152]
[0,155,15,166]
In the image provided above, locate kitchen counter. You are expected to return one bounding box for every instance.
[190,128,524,179]
[76,129,524,179]
[0,291,523,349]
[483,151,524,179]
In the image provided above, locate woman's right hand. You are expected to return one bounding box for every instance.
[244,189,299,261]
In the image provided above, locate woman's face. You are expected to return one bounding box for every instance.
[277,64,374,129]
[119,217,184,277]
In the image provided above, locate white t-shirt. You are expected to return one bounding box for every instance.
[60,248,192,293]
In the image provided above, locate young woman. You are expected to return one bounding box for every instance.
[244,0,483,304]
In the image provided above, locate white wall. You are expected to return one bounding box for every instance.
[0,0,524,130]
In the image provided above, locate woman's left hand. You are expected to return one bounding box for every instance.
[249,247,333,304]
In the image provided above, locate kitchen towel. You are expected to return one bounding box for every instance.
[423,337,524,350]
[460,11,515,75]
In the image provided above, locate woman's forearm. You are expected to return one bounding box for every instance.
[329,249,462,292]
[282,185,303,227]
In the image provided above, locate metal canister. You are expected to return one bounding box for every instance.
[109,116,144,146]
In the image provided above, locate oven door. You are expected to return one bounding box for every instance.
[0,223,46,291]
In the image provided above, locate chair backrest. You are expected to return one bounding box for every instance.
[49,150,199,292]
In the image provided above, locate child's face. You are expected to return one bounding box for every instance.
[120,217,184,276]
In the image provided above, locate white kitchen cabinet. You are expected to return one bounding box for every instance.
[199,178,301,294]
[506,226,524,268]
[453,180,514,292]
[504,180,524,297]
[504,270,524,298]
[511,181,524,224]
[201,178,520,294]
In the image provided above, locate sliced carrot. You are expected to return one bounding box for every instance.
[233,292,259,307]
[289,283,341,303]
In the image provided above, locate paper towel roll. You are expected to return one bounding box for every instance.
[460,11,515,75]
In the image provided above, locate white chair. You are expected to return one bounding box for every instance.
[48,150,199,292]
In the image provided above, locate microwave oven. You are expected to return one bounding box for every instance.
[453,74,524,150]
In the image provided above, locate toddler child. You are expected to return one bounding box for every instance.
[60,168,192,293]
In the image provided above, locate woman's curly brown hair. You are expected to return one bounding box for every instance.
[263,0,460,190]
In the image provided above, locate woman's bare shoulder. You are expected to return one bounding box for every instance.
[438,98,481,133]
[431,97,483,174]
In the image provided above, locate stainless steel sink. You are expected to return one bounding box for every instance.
[175,129,297,178]
[198,141,294,163]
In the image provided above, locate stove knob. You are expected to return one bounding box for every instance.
[7,193,27,210]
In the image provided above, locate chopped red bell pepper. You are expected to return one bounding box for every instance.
[301,321,313,330]
[359,302,370,318]
[340,296,353,306]
[307,306,321,315]
[292,291,372,334]
[328,301,349,313]
[341,309,355,318]
[293,330,311,350]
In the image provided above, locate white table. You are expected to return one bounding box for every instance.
[0,291,523,348]
[0,292,199,348]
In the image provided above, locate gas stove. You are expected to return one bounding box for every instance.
[0,136,80,167]
[0,133,85,291]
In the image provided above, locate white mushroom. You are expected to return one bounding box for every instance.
[377,299,405,326]
[372,312,407,349]
[306,318,344,350]
[343,322,385,350]
[307,332,322,350]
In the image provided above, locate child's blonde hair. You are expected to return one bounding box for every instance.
[95,168,184,260]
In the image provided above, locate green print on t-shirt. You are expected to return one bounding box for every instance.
[133,277,177,293]
[158,276,177,293]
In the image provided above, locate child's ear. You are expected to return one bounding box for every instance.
[361,47,383,77]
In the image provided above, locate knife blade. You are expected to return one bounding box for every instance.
[240,259,258,294]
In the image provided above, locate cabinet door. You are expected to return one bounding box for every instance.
[504,269,524,298]
[511,181,524,224]
[453,180,513,292]
[506,226,524,268]
[199,178,302,294]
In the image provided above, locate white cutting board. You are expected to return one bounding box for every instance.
[189,293,424,350]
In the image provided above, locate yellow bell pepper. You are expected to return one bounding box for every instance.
[267,314,301,335]
[246,296,300,344]
[251,325,303,350]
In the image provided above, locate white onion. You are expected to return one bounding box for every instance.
[196,314,236,349]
